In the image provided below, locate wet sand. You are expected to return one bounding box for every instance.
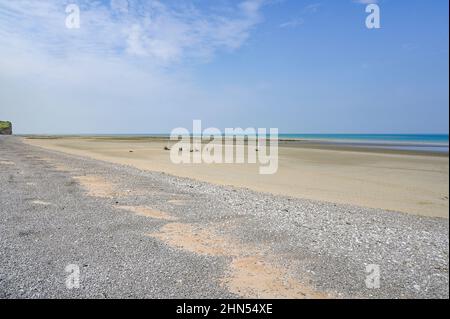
[24,136,449,218]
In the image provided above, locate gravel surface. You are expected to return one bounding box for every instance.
[0,136,448,299]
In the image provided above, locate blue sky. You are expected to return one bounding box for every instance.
[0,0,448,134]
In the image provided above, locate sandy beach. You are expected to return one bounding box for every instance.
[2,136,448,299]
[24,136,449,218]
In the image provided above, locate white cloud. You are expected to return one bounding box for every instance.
[111,0,129,13]
[303,3,322,14]
[279,3,320,29]
[0,0,270,133]
[280,18,304,28]
[0,0,266,65]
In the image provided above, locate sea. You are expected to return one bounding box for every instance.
[277,134,449,153]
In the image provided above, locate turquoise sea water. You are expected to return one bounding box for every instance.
[102,133,448,143]
[277,134,449,144]
[277,134,449,153]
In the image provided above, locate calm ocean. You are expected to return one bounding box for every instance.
[277,134,448,143]
[277,134,449,153]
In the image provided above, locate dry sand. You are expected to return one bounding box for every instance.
[24,137,449,218]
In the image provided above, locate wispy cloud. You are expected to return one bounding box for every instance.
[303,3,322,14]
[279,17,304,28]
[279,2,321,29]
[0,0,267,65]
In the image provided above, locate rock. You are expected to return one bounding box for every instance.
[0,121,12,135]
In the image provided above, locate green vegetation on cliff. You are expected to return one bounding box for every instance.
[0,121,12,135]
[0,121,11,130]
